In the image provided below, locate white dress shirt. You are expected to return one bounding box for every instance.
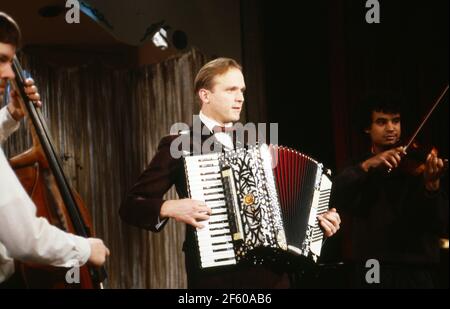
[0,106,19,144]
[199,111,234,150]
[0,106,90,283]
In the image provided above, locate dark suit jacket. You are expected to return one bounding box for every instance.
[119,122,290,288]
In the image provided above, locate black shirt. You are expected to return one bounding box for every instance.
[331,153,448,265]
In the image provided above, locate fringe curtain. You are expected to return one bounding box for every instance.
[3,48,207,288]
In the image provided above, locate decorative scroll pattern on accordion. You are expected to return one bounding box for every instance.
[184,144,332,269]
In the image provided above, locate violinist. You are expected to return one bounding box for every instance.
[0,12,109,288]
[331,93,448,288]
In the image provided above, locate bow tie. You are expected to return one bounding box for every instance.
[212,125,235,133]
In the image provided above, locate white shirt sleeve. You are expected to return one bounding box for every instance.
[0,147,90,269]
[0,106,20,144]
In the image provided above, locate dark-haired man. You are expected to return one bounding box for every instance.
[331,96,448,288]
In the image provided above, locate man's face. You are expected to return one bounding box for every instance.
[201,68,245,125]
[0,42,16,96]
[366,111,401,149]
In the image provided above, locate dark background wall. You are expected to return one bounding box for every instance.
[248,1,449,275]
[262,1,334,167]
[254,0,449,173]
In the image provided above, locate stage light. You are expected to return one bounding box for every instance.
[152,27,169,50]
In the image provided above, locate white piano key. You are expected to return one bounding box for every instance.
[200,257,235,266]
[199,245,234,255]
[197,226,212,234]
[209,228,231,236]
[199,243,234,253]
[188,179,223,188]
[202,187,225,195]
[188,182,222,190]
[190,190,224,199]
[199,249,233,259]
[210,229,231,237]
[201,259,236,268]
[186,160,220,168]
[199,242,232,252]
[208,214,228,223]
[186,170,220,178]
[204,193,225,201]
[197,234,232,244]
[209,235,233,244]
[197,230,231,241]
[209,207,227,214]
[206,200,226,207]
[189,192,223,200]
[186,174,221,182]
[211,235,232,246]
[200,250,236,261]
[191,166,221,174]
[186,168,220,176]
[200,250,235,260]
[207,222,229,229]
[211,208,227,215]
[185,153,219,163]
[197,227,216,235]
[189,153,220,160]
[189,195,224,203]
[190,185,222,192]
[188,171,219,178]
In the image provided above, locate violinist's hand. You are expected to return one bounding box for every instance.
[87,238,110,267]
[160,199,212,229]
[7,78,42,121]
[424,151,444,192]
[361,146,406,172]
[317,208,341,237]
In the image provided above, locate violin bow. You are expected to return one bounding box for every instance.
[404,84,449,152]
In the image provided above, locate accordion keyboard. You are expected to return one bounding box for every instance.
[308,173,332,260]
[184,153,237,268]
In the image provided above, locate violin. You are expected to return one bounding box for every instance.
[8,57,107,288]
[392,85,449,176]
[394,141,448,176]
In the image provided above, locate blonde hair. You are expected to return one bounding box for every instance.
[194,58,242,95]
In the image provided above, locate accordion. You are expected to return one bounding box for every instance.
[184,144,332,269]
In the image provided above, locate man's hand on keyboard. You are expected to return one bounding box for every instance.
[317,208,341,237]
[160,199,212,228]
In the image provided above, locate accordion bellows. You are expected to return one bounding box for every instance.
[184,144,332,269]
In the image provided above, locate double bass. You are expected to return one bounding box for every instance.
[8,57,107,288]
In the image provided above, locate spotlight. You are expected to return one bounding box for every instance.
[152,27,169,50]
[141,21,188,50]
